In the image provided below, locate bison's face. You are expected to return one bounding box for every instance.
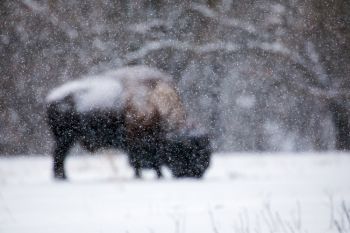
[165,130,211,178]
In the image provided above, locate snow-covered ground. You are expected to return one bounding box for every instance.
[0,152,349,233]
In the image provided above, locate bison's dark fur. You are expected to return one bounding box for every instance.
[46,66,211,180]
[162,129,211,178]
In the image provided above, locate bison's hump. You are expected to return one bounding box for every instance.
[46,77,125,113]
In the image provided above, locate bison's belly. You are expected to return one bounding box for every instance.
[78,112,125,152]
[126,136,165,169]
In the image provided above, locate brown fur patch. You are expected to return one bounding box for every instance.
[121,73,185,137]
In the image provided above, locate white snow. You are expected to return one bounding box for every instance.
[128,19,168,34]
[46,77,124,112]
[235,95,256,109]
[1,152,349,233]
[125,40,241,62]
[103,65,170,82]
[46,66,172,113]
[190,3,257,34]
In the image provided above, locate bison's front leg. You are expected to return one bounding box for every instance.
[53,137,74,180]
[154,166,163,178]
[127,150,142,178]
[127,147,163,179]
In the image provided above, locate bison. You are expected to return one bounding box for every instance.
[46,66,211,180]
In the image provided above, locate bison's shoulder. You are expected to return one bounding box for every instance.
[116,68,185,134]
[150,82,186,132]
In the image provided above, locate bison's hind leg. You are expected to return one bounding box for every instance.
[128,151,142,178]
[53,136,75,180]
[134,165,141,179]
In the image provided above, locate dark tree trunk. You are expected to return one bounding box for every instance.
[330,101,350,150]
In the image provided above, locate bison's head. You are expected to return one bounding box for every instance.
[164,129,211,178]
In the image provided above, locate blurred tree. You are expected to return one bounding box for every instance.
[304,0,350,150]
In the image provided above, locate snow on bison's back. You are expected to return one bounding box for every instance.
[46,66,211,180]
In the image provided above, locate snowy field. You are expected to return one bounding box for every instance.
[0,152,350,233]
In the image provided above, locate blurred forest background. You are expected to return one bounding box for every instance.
[1,0,350,154]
